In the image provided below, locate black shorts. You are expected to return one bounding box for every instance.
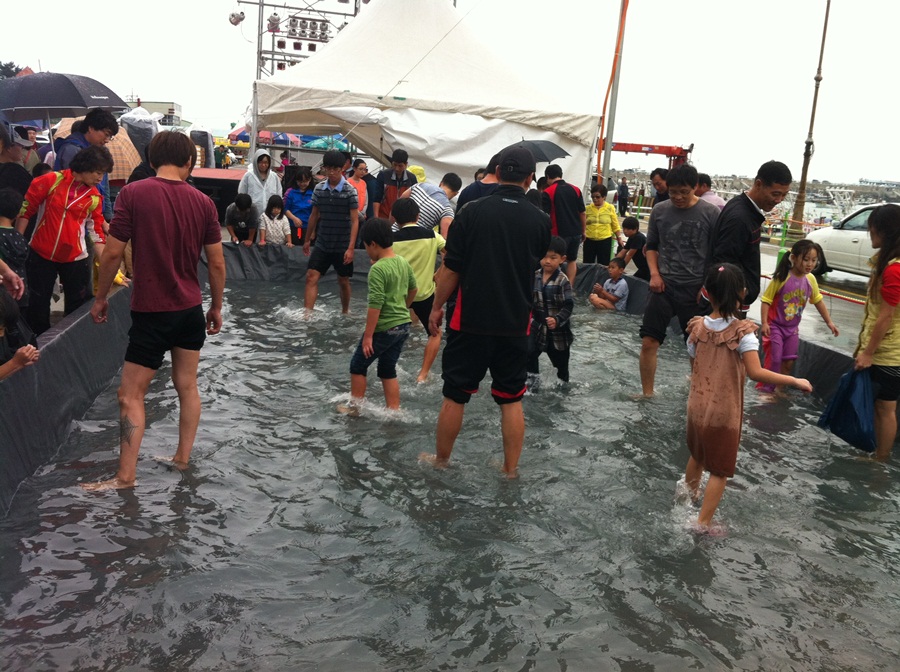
[125,306,206,370]
[639,283,705,344]
[563,235,581,265]
[307,246,353,278]
[870,365,900,402]
[441,330,529,405]
[410,294,435,331]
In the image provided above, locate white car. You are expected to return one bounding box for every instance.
[806,204,881,277]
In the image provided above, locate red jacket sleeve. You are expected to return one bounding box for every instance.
[20,172,55,220]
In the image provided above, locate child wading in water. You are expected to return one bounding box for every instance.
[758,240,838,392]
[684,263,812,532]
[342,218,417,412]
[527,236,574,390]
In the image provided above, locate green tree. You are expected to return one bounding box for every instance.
[0,61,22,79]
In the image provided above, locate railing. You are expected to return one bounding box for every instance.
[762,212,832,247]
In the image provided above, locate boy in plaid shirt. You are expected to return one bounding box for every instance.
[527,236,574,390]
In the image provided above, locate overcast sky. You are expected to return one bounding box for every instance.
[5,0,891,183]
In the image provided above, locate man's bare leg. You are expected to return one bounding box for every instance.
[304,269,321,311]
[422,397,465,467]
[417,334,441,383]
[874,399,897,461]
[338,276,351,314]
[82,361,156,490]
[499,401,525,477]
[170,347,202,468]
[639,336,661,397]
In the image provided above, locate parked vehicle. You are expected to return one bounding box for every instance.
[806,204,882,277]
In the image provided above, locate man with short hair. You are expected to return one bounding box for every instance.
[373,149,417,219]
[54,108,120,221]
[456,153,501,210]
[650,167,669,204]
[710,160,792,309]
[399,172,461,237]
[695,172,726,210]
[542,164,586,286]
[85,130,226,491]
[423,146,550,477]
[639,164,720,397]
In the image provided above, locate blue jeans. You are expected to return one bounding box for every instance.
[349,323,410,379]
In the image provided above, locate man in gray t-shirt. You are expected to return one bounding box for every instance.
[638,164,719,397]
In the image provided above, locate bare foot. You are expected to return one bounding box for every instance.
[489,458,519,479]
[691,520,728,537]
[630,392,654,400]
[418,452,449,469]
[152,455,190,471]
[81,477,136,492]
[337,403,360,417]
[416,373,428,384]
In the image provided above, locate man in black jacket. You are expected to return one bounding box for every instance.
[709,160,792,309]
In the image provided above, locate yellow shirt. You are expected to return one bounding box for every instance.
[857,257,900,366]
[585,201,620,241]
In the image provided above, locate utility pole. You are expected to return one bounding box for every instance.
[791,0,831,227]
[601,0,627,183]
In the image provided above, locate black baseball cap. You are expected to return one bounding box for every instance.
[498,146,536,176]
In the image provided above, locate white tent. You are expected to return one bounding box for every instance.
[255,0,601,187]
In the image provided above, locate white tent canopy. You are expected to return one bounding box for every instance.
[255,0,601,187]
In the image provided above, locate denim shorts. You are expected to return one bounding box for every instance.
[349,322,410,379]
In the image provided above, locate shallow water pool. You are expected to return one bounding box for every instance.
[2,282,899,670]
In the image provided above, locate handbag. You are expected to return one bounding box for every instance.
[817,368,877,453]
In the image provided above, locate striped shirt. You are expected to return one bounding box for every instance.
[397,182,454,232]
[311,177,358,253]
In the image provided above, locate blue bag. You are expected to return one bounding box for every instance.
[817,368,876,453]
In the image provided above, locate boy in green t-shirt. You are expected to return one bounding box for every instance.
[344,217,417,411]
[391,197,446,383]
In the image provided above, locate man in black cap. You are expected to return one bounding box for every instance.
[423,146,550,478]
[373,148,417,219]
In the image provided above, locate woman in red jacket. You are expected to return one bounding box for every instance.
[16,145,113,335]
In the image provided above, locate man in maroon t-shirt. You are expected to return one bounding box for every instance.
[84,131,226,491]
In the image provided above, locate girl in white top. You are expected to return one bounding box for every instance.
[259,195,292,246]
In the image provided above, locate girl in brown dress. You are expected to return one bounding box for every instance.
[684,264,812,532]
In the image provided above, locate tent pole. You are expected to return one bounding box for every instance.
[601,0,627,182]
[250,82,259,160]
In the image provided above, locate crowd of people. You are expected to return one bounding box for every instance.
[2,117,898,532]
[214,147,900,531]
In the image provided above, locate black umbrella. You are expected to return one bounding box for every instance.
[0,72,129,122]
[499,139,570,164]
